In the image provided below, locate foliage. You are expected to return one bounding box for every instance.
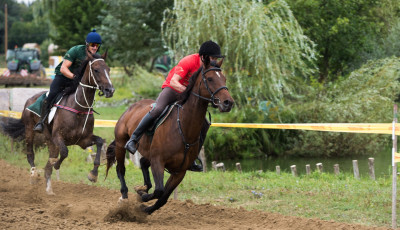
[284,0,400,82]
[0,0,35,53]
[99,0,173,74]
[49,0,105,53]
[285,57,400,156]
[163,0,316,106]
[8,20,49,48]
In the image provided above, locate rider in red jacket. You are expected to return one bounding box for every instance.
[125,40,224,172]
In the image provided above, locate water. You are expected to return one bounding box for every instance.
[207,148,393,178]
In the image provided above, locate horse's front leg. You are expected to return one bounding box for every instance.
[52,136,68,172]
[140,159,164,203]
[144,171,186,215]
[134,157,152,197]
[44,140,59,195]
[87,135,104,182]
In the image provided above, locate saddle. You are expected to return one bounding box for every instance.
[26,92,64,123]
[146,102,177,135]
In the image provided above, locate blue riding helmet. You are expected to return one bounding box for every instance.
[86,29,102,44]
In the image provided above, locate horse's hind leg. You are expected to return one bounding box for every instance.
[143,171,186,214]
[115,144,129,200]
[24,127,37,183]
[87,135,104,182]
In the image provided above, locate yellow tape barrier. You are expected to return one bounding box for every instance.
[1,110,399,135]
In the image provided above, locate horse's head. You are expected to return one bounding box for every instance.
[84,49,115,98]
[197,58,234,112]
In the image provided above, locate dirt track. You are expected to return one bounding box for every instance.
[0,159,391,230]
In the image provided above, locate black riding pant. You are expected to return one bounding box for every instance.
[47,74,73,105]
[149,87,179,118]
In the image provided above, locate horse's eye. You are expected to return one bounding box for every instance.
[94,69,99,73]
[207,77,213,82]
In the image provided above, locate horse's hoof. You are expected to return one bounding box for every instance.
[46,189,55,196]
[117,197,129,207]
[134,185,148,192]
[30,167,39,185]
[87,172,98,183]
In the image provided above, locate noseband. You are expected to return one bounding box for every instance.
[191,67,229,106]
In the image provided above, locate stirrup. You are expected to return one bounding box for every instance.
[33,122,44,133]
[188,161,203,172]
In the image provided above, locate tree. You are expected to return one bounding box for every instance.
[284,0,399,82]
[100,0,173,74]
[49,0,105,53]
[163,0,316,106]
[0,0,31,53]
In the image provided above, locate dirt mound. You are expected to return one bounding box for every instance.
[0,159,389,230]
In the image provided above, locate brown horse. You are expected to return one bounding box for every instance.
[0,50,114,195]
[106,59,234,214]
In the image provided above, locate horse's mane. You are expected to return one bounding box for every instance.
[178,61,221,105]
[63,53,102,96]
[178,66,203,105]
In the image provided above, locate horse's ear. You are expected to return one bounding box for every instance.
[217,57,224,67]
[102,48,108,60]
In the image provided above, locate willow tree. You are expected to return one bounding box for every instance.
[162,0,317,113]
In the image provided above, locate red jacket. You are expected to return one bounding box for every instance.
[162,54,201,92]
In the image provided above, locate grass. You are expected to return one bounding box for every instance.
[0,132,397,228]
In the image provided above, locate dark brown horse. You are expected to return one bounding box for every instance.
[106,59,234,214]
[0,50,114,195]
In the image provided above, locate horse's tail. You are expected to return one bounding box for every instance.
[105,140,116,179]
[0,117,25,140]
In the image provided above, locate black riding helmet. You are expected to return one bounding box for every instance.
[199,40,224,58]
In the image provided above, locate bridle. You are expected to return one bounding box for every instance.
[73,58,110,136]
[173,67,229,173]
[191,67,229,107]
[74,58,109,109]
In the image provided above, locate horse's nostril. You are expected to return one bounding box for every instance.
[224,100,232,107]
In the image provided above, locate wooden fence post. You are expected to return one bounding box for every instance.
[305,164,311,175]
[316,163,323,173]
[236,163,242,173]
[199,146,207,172]
[334,164,340,175]
[276,166,280,175]
[353,160,360,179]
[290,165,297,177]
[368,158,375,180]
[212,161,217,170]
[216,162,225,171]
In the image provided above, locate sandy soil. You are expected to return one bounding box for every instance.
[0,159,391,230]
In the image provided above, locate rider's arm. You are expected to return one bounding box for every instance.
[170,73,187,93]
[60,60,75,79]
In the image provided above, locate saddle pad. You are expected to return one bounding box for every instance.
[26,93,47,117]
[146,102,176,135]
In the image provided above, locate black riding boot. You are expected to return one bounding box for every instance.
[188,119,210,172]
[33,99,49,133]
[125,112,155,154]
